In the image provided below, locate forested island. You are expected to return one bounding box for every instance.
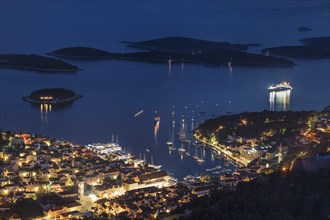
[0,54,79,72]
[262,36,330,58]
[49,37,295,67]
[22,88,82,105]
[121,36,261,52]
[48,47,118,59]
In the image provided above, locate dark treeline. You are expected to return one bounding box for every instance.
[197,110,314,140]
[179,170,330,220]
[0,54,79,72]
[261,36,330,58]
[30,88,76,99]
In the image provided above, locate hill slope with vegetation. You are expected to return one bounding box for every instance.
[180,170,330,220]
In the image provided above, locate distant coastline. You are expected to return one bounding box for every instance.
[5,36,328,71]
[262,36,330,58]
[48,37,295,67]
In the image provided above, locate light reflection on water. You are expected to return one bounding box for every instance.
[154,121,159,144]
[269,90,291,111]
[40,104,51,123]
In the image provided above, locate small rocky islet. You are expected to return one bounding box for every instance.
[22,88,82,105]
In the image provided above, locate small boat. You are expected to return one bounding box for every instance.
[134,110,144,117]
[154,116,160,122]
[168,146,177,151]
[166,140,173,146]
[192,155,199,161]
[166,128,173,146]
[154,111,160,123]
[178,147,186,153]
[146,149,150,153]
[197,158,205,164]
[149,164,162,169]
[214,154,221,160]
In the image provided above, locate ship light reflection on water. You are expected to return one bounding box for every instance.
[269,90,291,111]
[154,121,159,144]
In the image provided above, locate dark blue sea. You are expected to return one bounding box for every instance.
[1,1,329,179]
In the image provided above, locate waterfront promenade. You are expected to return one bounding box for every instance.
[194,135,251,167]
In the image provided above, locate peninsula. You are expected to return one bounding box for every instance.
[194,110,329,171]
[48,37,295,67]
[22,88,82,105]
[0,54,79,72]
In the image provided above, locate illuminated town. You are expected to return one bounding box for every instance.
[0,108,329,219]
[1,1,330,219]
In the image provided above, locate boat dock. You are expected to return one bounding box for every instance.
[194,136,250,167]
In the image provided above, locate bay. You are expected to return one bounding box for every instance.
[0,1,329,179]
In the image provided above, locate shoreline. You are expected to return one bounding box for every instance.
[0,65,79,72]
[193,135,251,167]
[0,54,80,72]
[50,51,295,68]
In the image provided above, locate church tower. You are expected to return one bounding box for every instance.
[278,142,283,164]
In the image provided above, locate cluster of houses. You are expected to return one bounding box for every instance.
[0,132,175,219]
[93,184,192,219]
[198,111,330,175]
[223,133,284,169]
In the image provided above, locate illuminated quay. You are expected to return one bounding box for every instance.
[193,134,251,167]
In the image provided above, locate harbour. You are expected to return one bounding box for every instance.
[1,2,329,180]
